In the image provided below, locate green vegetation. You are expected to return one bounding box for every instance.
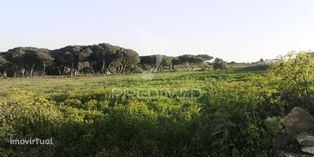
[0,51,313,157]
[213,58,228,70]
[0,43,214,77]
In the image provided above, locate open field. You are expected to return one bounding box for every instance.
[0,70,272,157]
[0,55,313,157]
[0,70,263,102]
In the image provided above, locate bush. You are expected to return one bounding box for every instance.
[0,90,62,157]
[213,58,228,70]
[266,51,314,114]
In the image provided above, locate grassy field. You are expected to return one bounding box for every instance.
[0,70,262,102]
[0,65,312,157]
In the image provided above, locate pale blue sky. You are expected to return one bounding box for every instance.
[1,0,314,62]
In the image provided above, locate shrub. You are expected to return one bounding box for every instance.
[266,51,314,114]
[0,90,62,157]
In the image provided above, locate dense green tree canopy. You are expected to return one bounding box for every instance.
[0,54,7,66]
[0,54,8,73]
[0,43,214,77]
[5,47,53,76]
[213,58,228,70]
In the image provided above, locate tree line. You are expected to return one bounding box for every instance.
[0,43,218,77]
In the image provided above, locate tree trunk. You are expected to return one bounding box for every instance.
[75,68,79,76]
[3,70,7,79]
[58,67,62,76]
[101,59,106,74]
[71,63,74,76]
[21,68,25,77]
[108,63,113,74]
[42,64,46,76]
[120,65,123,73]
[122,63,128,74]
[30,64,35,77]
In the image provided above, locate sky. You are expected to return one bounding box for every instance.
[1,0,314,62]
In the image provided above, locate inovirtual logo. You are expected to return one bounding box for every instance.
[10,138,54,145]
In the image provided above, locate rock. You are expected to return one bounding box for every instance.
[281,107,314,134]
[297,132,314,146]
[281,152,297,157]
[277,107,314,156]
[301,146,314,155]
[280,151,314,157]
